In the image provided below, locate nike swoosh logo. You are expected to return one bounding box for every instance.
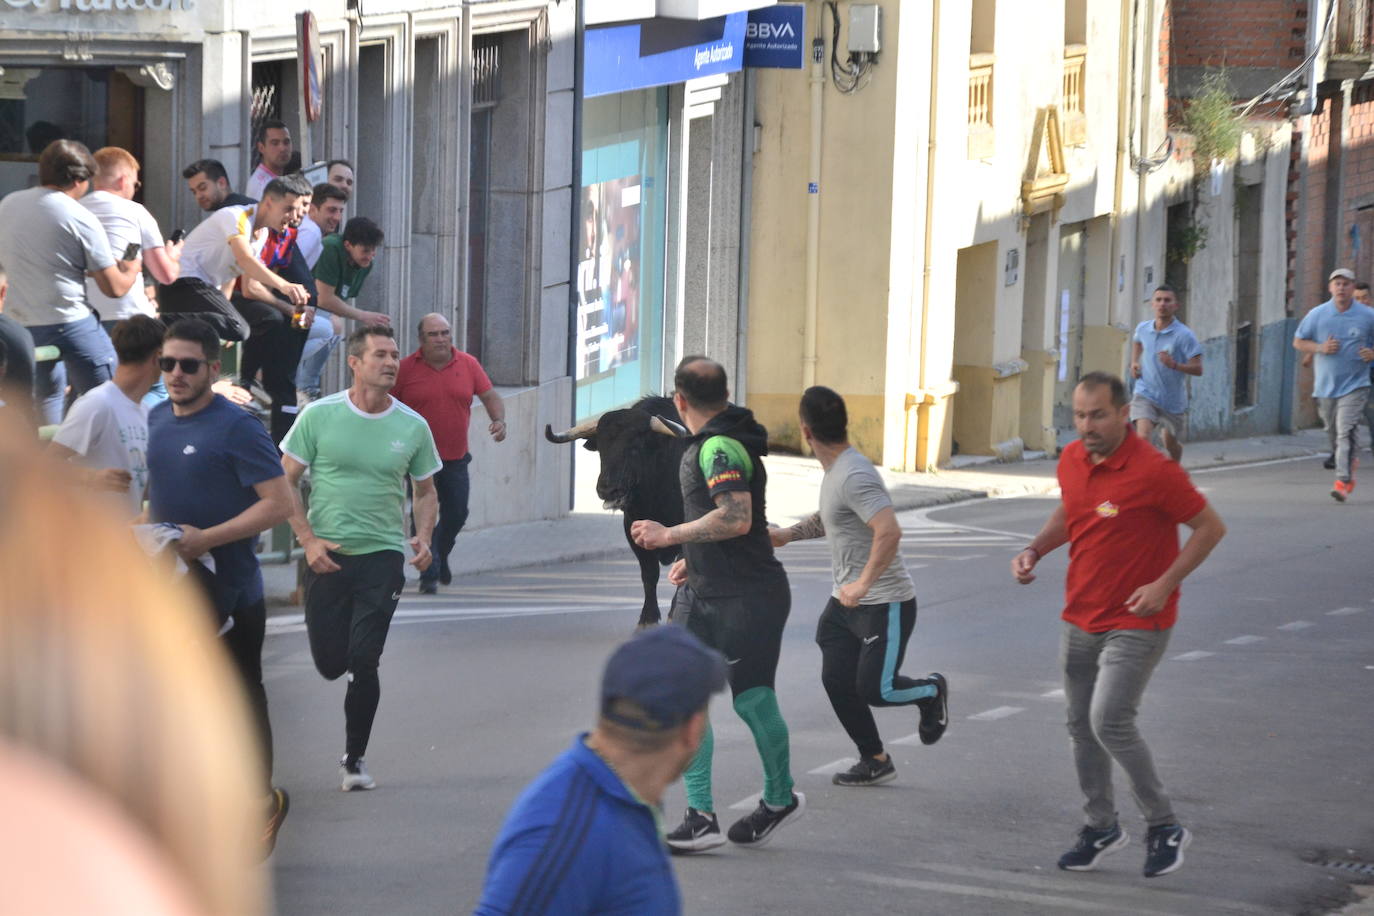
[390,591,402,600]
[863,635,880,645]
[1166,836,1181,847]
[726,658,741,665]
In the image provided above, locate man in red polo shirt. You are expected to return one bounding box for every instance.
[1011,371,1225,880]
[392,312,506,593]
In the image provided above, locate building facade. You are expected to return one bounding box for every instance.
[1,0,574,528]
[746,0,1295,469]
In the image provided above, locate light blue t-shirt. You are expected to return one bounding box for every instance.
[1133,318,1203,415]
[1294,300,1374,398]
[0,186,115,326]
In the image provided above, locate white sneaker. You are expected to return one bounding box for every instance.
[339,756,376,791]
[296,388,317,409]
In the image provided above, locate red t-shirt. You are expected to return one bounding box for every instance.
[392,348,493,461]
[1057,429,1207,633]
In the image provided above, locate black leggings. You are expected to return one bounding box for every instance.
[815,597,937,759]
[304,550,406,759]
[223,597,273,793]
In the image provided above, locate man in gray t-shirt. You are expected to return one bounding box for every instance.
[772,386,949,787]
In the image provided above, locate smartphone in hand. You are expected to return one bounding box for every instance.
[122,241,142,261]
[169,229,185,243]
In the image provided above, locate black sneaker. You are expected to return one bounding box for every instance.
[665,807,725,854]
[418,579,438,595]
[439,559,453,586]
[1143,823,1191,877]
[832,756,896,787]
[1058,822,1128,871]
[1324,455,1337,470]
[727,792,806,847]
[917,673,949,745]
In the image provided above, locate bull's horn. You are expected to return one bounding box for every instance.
[650,415,688,438]
[544,416,600,443]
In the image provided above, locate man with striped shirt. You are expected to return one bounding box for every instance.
[772,386,949,787]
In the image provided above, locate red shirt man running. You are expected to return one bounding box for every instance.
[392,312,506,593]
[1011,371,1225,880]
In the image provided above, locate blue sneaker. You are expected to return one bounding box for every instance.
[1058,823,1128,871]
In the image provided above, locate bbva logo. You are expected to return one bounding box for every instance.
[746,21,796,40]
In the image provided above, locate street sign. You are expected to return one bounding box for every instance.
[298,11,323,123]
[745,3,805,70]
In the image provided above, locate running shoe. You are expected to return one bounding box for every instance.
[727,792,806,847]
[439,559,453,586]
[832,756,896,787]
[1143,823,1191,877]
[1324,455,1336,470]
[418,579,438,595]
[340,755,376,791]
[261,787,290,858]
[1332,479,1353,502]
[1058,822,1128,871]
[917,672,949,745]
[665,808,726,854]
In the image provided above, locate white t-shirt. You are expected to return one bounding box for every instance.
[178,204,265,288]
[80,190,165,321]
[53,380,150,519]
[0,186,114,326]
[244,164,280,203]
[296,216,324,269]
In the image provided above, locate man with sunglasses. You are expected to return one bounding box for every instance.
[145,318,295,855]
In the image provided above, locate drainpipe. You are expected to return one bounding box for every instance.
[566,0,585,509]
[802,16,825,389]
[1131,0,1153,312]
[1107,0,1132,330]
[913,0,941,470]
[736,69,756,404]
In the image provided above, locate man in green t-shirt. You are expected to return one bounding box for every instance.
[312,216,390,326]
[282,323,441,792]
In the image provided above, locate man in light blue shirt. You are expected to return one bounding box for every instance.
[1130,285,1203,461]
[1294,268,1374,501]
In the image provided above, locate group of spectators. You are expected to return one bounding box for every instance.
[0,120,384,445]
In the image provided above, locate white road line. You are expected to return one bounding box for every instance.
[728,792,762,811]
[1327,606,1367,616]
[889,731,924,746]
[1171,650,1215,661]
[968,706,1025,721]
[1278,620,1315,631]
[807,757,858,776]
[1224,635,1266,646]
[1040,688,1066,699]
[846,872,1193,916]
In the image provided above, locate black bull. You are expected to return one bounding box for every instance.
[544,396,687,627]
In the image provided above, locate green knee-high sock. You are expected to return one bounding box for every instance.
[683,719,715,813]
[734,687,795,807]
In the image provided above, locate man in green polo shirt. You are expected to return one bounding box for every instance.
[282,323,441,792]
[313,216,390,326]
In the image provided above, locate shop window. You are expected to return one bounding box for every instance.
[575,87,670,419]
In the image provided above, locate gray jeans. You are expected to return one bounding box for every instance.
[1320,388,1369,481]
[1061,622,1174,829]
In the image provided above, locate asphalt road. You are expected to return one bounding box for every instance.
[265,456,1374,915]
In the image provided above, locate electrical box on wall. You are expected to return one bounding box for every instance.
[848,5,882,54]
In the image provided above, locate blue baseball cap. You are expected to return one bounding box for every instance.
[600,625,727,732]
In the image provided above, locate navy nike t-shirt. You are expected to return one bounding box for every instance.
[147,395,284,609]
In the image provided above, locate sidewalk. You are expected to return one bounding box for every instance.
[261,427,1330,607]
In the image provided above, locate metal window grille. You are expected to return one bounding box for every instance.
[473,35,502,109]
[250,60,284,163]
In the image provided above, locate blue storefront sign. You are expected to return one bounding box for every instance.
[744,3,805,69]
[584,13,747,98]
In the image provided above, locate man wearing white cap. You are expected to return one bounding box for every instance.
[1294,268,1374,501]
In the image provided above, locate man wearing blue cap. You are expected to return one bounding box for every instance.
[475,625,726,916]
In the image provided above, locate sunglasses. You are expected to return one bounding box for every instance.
[158,356,206,374]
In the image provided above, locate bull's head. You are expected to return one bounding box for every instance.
[544,412,686,510]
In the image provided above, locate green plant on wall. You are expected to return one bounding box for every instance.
[1183,68,1243,169]
[1167,220,1209,265]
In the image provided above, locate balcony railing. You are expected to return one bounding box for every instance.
[1062,44,1087,146]
[968,52,995,159]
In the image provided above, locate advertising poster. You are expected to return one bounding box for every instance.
[577,176,643,381]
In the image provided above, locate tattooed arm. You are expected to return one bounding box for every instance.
[770,512,825,548]
[631,491,752,549]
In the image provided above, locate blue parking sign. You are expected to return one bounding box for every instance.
[745,4,805,70]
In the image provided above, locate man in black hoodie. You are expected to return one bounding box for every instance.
[632,356,804,853]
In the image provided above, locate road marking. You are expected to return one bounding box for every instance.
[907,863,1282,915]
[1327,606,1367,616]
[846,872,1195,915]
[728,792,761,811]
[1171,650,1215,661]
[889,731,925,746]
[1278,620,1315,631]
[968,706,1024,721]
[1224,635,1266,646]
[807,757,858,776]
[1040,688,1066,699]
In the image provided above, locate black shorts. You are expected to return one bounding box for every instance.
[302,550,405,681]
[669,582,790,697]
